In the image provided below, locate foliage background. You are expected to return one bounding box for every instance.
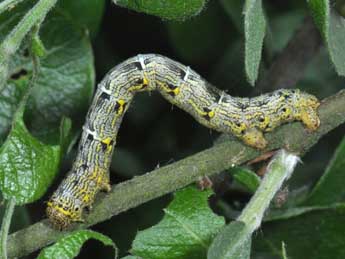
[90,2,344,257]
[0,0,345,258]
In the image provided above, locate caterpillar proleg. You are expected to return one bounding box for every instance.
[46,54,320,229]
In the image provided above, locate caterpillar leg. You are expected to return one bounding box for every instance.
[100,180,111,192]
[81,175,110,211]
[241,128,267,149]
[299,107,320,131]
[96,172,111,192]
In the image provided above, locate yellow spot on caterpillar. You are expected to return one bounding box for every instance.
[188,100,206,117]
[143,77,149,86]
[172,87,180,96]
[129,77,149,92]
[102,137,114,154]
[102,137,112,145]
[208,110,215,118]
[116,99,126,115]
[259,116,271,131]
[280,107,292,120]
[97,176,102,185]
[157,81,181,96]
[83,194,90,203]
[118,99,125,106]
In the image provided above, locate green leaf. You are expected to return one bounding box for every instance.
[131,186,225,259]
[25,12,94,141]
[307,0,329,38]
[308,0,345,76]
[113,0,207,20]
[208,221,251,259]
[244,0,266,86]
[303,135,345,206]
[0,77,27,144]
[253,204,345,259]
[37,230,117,259]
[229,167,260,193]
[31,33,46,58]
[57,0,106,37]
[0,105,61,205]
[0,7,94,143]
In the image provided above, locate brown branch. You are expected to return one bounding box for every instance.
[7,90,345,258]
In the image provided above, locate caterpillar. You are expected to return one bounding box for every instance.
[46,54,320,229]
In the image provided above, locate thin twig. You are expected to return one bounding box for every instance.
[0,0,57,92]
[207,150,300,258]
[237,150,299,232]
[0,198,15,259]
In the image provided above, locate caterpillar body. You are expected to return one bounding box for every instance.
[46,54,320,229]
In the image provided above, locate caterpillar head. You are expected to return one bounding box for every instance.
[46,194,82,230]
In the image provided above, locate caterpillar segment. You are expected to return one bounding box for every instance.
[47,54,320,229]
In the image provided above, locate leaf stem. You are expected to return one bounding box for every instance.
[0,198,16,259]
[0,0,57,91]
[237,150,299,233]
[210,150,299,257]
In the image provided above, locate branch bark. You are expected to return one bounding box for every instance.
[7,89,345,258]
